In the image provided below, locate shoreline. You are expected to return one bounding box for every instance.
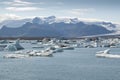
[0,34,120,40]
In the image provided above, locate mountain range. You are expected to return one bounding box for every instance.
[0,16,119,38]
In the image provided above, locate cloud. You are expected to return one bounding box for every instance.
[2,0,44,6]
[78,18,104,22]
[0,14,21,22]
[66,8,95,16]
[2,0,45,11]
[5,7,44,11]
[3,0,32,6]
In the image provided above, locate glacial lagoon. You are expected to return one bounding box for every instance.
[0,42,120,80]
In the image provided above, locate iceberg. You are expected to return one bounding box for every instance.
[4,54,29,59]
[96,49,120,58]
[4,45,17,51]
[28,49,53,57]
[14,39,24,50]
[4,39,24,51]
[0,40,8,44]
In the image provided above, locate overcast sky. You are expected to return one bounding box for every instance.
[0,0,120,23]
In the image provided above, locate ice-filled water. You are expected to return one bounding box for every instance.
[0,43,120,80]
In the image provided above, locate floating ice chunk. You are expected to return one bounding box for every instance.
[96,53,120,58]
[4,54,29,59]
[0,40,8,44]
[4,39,24,51]
[96,49,120,58]
[14,39,24,50]
[28,49,53,57]
[96,49,110,54]
[4,44,17,51]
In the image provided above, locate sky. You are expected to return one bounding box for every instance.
[0,0,120,23]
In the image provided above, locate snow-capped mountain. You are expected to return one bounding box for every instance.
[0,16,119,38]
[0,16,79,28]
[31,16,79,24]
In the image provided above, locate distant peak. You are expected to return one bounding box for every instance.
[45,16,56,19]
[32,17,41,24]
[2,25,8,28]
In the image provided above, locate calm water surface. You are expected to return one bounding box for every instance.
[0,43,120,80]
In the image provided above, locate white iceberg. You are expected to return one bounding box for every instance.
[96,49,120,58]
[28,49,53,57]
[4,54,29,59]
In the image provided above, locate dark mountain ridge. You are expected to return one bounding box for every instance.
[0,20,113,38]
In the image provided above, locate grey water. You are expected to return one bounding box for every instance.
[0,43,120,80]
